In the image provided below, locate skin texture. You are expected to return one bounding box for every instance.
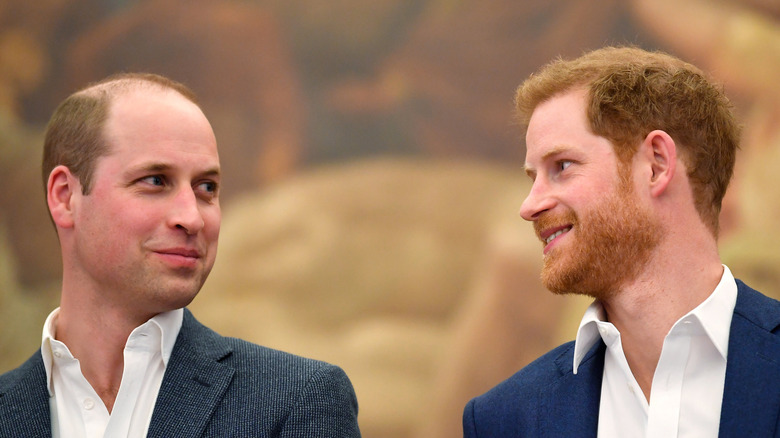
[46,86,221,410]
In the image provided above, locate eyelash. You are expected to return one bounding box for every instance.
[557,160,573,172]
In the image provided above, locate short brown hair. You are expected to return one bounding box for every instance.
[42,72,199,194]
[515,46,741,236]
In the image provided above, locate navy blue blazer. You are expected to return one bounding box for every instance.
[0,309,361,437]
[463,280,780,437]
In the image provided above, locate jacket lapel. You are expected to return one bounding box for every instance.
[719,281,780,437]
[147,309,236,438]
[0,352,52,438]
[540,342,604,438]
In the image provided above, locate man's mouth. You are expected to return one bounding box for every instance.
[151,246,204,269]
[158,248,201,258]
[534,212,577,254]
[545,226,572,244]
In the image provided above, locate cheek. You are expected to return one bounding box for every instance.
[76,208,139,263]
[118,203,164,233]
[570,180,624,211]
[203,209,221,241]
[80,195,140,235]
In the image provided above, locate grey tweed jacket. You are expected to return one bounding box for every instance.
[0,309,361,437]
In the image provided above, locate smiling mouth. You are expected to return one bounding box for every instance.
[154,251,202,271]
[544,226,572,244]
[156,248,201,258]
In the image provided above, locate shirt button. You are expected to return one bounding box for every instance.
[53,350,62,358]
[83,398,95,410]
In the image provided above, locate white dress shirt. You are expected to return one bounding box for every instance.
[41,308,183,438]
[572,265,738,438]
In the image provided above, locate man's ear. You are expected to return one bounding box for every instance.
[641,129,677,198]
[47,165,80,229]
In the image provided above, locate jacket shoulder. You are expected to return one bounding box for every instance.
[0,351,52,437]
[168,310,360,437]
[464,339,607,438]
[220,334,355,390]
[463,341,576,437]
[181,309,351,386]
[0,350,46,393]
[227,339,361,436]
[475,341,575,405]
[733,279,780,333]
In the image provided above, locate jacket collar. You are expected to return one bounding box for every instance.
[539,341,604,437]
[540,279,780,438]
[146,309,236,438]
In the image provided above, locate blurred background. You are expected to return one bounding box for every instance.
[1,0,779,436]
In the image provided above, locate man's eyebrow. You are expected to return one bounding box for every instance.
[126,163,221,178]
[139,163,172,172]
[540,145,573,162]
[200,167,221,179]
[124,162,172,175]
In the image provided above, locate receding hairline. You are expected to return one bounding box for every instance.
[78,75,206,146]
[73,73,199,106]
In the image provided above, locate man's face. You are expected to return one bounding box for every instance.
[69,88,221,319]
[519,89,661,299]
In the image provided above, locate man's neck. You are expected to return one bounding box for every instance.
[55,298,156,413]
[600,242,724,401]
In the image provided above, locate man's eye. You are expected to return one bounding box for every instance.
[141,175,165,186]
[559,161,573,171]
[196,181,219,197]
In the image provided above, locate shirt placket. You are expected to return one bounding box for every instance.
[645,321,692,438]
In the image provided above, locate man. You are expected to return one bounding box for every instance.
[463,46,780,437]
[0,73,361,437]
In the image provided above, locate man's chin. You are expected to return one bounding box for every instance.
[540,265,575,296]
[540,254,573,294]
[541,262,620,300]
[151,280,203,310]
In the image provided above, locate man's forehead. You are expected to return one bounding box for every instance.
[107,86,190,114]
[104,88,211,138]
[98,92,217,163]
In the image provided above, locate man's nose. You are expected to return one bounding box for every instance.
[519,180,555,221]
[169,187,204,234]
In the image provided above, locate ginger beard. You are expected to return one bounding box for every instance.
[535,165,662,300]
